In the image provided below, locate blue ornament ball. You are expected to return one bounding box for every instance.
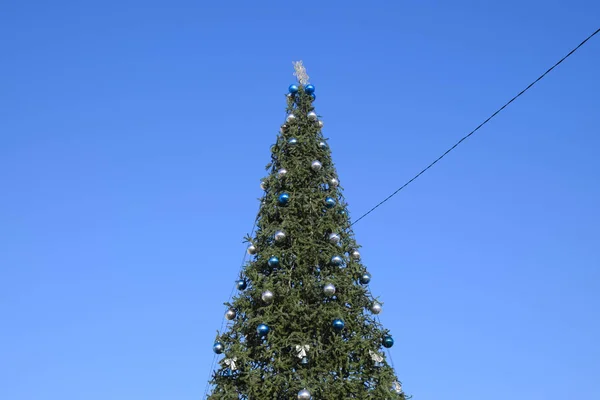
[213,342,224,354]
[236,280,247,290]
[383,335,395,348]
[289,84,299,94]
[325,197,336,208]
[311,93,316,101]
[305,84,315,94]
[332,318,345,331]
[268,256,280,267]
[278,193,290,206]
[359,272,372,285]
[257,323,270,336]
[331,255,344,266]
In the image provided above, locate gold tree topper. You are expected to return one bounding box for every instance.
[292,60,310,85]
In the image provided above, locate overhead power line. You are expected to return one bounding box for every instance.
[350,27,600,227]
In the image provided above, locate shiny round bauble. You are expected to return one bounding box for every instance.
[359,272,372,285]
[257,323,270,336]
[213,342,224,354]
[279,124,288,134]
[330,177,339,188]
[323,283,336,296]
[260,181,267,190]
[311,160,322,171]
[328,232,341,244]
[332,319,345,331]
[225,308,237,320]
[325,197,336,208]
[351,250,361,260]
[330,255,344,266]
[371,302,383,315]
[383,335,395,348]
[300,356,309,365]
[274,230,286,242]
[288,138,298,146]
[247,244,257,255]
[277,168,288,178]
[286,114,296,123]
[307,111,318,121]
[304,84,315,94]
[278,192,290,206]
[318,120,324,128]
[311,93,316,101]
[288,84,299,94]
[318,141,327,150]
[261,290,274,304]
[236,280,247,290]
[298,389,311,400]
[268,256,280,268]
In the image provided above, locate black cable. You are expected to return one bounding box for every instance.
[351,27,600,227]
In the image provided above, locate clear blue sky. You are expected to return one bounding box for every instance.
[1,1,599,399]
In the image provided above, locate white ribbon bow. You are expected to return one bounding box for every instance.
[369,350,384,363]
[295,344,310,358]
[223,357,237,371]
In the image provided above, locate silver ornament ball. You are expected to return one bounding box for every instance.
[260,181,267,190]
[261,290,274,304]
[274,230,286,242]
[286,114,296,123]
[371,302,383,315]
[318,120,324,128]
[307,111,318,121]
[330,177,339,188]
[298,389,311,400]
[311,160,322,171]
[328,233,341,244]
[351,250,361,260]
[247,244,257,255]
[277,168,288,178]
[225,308,237,320]
[324,283,336,296]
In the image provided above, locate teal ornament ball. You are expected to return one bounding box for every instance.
[278,193,290,206]
[257,323,270,336]
[383,335,395,348]
[359,272,371,285]
[268,256,280,267]
[213,342,224,354]
[305,84,315,94]
[332,318,345,331]
[288,84,299,94]
[236,280,247,290]
[325,197,336,208]
[331,255,344,266]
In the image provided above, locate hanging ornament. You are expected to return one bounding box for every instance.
[268,256,280,267]
[236,280,247,290]
[286,114,296,123]
[278,193,290,206]
[329,177,339,188]
[318,141,327,149]
[288,84,299,94]
[371,302,383,315]
[383,335,395,348]
[274,230,286,242]
[260,181,267,190]
[295,344,310,358]
[277,168,288,178]
[369,349,384,363]
[307,111,318,121]
[225,308,237,320]
[288,138,298,146]
[318,120,324,128]
[310,93,316,101]
[359,272,372,285]
[323,283,336,296]
[330,255,344,266]
[351,249,361,260]
[311,160,322,171]
[298,389,311,400]
[325,197,336,208]
[332,318,345,331]
[213,342,224,354]
[247,244,257,255]
[223,357,237,371]
[279,124,288,134]
[261,290,274,304]
[393,381,403,394]
[305,84,315,94]
[328,233,341,244]
[300,356,309,365]
[257,323,270,336]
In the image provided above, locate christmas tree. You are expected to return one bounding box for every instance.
[207,62,406,399]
